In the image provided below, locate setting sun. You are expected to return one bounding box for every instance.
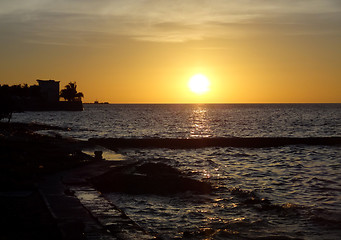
[188,74,210,94]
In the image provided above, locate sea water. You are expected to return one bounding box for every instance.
[12,104,341,239]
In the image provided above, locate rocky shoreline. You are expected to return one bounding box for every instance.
[0,122,152,239]
[0,122,213,239]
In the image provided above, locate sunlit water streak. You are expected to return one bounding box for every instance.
[12,104,341,239]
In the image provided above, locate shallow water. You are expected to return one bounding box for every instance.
[12,104,341,239]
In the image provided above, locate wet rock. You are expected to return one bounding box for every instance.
[89,137,341,149]
[91,162,212,195]
[135,162,181,176]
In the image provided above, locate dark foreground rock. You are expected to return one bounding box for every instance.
[89,137,341,149]
[0,122,95,239]
[0,122,158,239]
[91,162,212,195]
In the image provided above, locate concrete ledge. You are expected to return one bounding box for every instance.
[39,160,157,240]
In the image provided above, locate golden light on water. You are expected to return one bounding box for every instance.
[190,106,212,138]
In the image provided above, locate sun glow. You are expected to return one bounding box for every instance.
[188,74,210,94]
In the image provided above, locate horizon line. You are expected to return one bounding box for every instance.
[84,102,341,105]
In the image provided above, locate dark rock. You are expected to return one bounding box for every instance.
[91,162,212,195]
[89,137,341,149]
[135,162,181,176]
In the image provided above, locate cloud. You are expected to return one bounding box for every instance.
[0,0,340,45]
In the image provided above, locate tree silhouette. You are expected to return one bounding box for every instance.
[0,86,13,123]
[60,82,84,102]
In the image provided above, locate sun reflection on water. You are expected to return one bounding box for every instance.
[189,105,213,138]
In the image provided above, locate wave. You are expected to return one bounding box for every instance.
[89,137,341,149]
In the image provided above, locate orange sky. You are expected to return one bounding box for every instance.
[1,1,340,103]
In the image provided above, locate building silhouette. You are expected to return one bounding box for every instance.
[37,80,60,103]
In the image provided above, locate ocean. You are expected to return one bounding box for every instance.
[12,104,341,239]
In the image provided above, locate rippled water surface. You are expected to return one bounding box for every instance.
[12,104,341,239]
[13,103,341,140]
[111,145,341,239]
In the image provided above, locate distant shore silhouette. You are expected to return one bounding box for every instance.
[0,80,83,119]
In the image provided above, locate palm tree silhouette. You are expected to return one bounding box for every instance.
[60,82,84,102]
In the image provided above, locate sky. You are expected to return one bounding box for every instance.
[1,0,340,103]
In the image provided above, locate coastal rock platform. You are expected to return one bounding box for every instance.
[89,137,341,149]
